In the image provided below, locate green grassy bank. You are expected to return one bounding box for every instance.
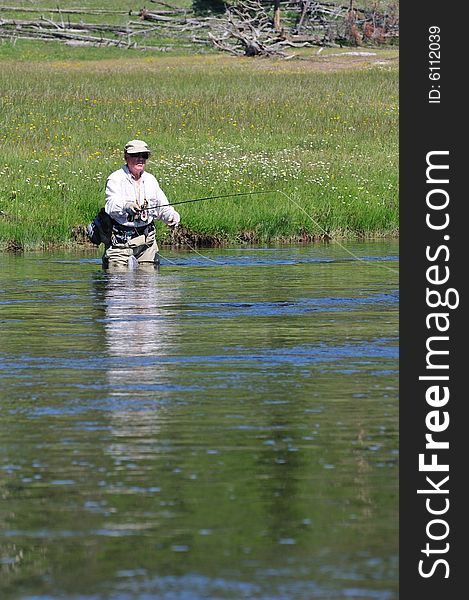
[0,44,398,249]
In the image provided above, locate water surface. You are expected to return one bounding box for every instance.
[0,242,399,599]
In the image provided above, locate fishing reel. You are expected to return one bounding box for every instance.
[127,199,148,222]
[139,199,149,222]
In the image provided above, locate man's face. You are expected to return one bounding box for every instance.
[126,152,149,177]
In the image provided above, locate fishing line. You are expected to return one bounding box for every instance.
[157,231,224,266]
[157,245,223,266]
[182,240,224,264]
[275,189,399,275]
[143,187,398,272]
[157,252,180,266]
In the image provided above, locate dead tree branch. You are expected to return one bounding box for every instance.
[0,2,399,56]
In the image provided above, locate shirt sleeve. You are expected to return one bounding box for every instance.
[148,177,179,225]
[104,172,127,223]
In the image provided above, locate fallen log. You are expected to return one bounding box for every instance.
[0,6,136,15]
[0,17,130,34]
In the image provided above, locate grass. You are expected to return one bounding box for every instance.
[0,41,398,249]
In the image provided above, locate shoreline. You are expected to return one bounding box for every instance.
[2,226,399,253]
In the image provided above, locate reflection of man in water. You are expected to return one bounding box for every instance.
[101,270,176,366]
[102,139,180,271]
[94,270,180,446]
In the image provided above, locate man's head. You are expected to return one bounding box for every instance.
[124,139,151,158]
[124,139,151,178]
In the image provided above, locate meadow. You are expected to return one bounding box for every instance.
[0,40,398,249]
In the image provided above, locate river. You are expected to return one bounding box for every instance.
[0,241,399,599]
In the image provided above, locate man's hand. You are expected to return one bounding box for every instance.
[167,211,180,228]
[124,201,139,216]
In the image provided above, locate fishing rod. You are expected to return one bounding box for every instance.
[171,190,276,207]
[135,190,275,213]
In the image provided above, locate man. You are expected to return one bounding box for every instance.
[102,139,180,270]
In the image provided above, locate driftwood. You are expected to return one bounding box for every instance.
[0,18,130,34]
[0,6,136,15]
[0,1,399,56]
[206,2,294,57]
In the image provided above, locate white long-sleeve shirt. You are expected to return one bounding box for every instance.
[105,165,178,227]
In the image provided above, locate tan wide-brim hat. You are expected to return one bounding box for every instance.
[124,139,151,156]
